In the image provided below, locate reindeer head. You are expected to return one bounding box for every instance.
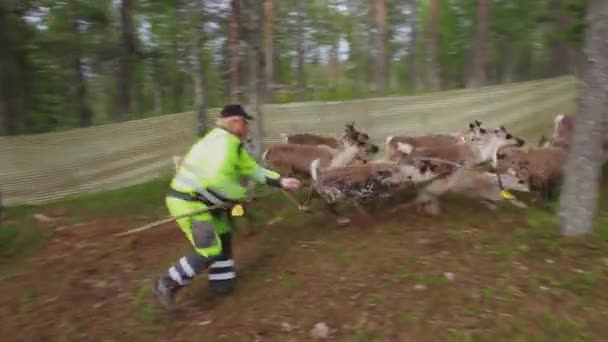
[467,123,525,167]
[552,113,574,142]
[471,124,524,148]
[342,121,379,157]
[343,121,371,143]
[459,120,485,142]
[499,168,530,193]
[537,135,550,147]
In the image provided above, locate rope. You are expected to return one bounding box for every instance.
[113,188,282,237]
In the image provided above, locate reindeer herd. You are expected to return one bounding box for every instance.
[173,113,603,226]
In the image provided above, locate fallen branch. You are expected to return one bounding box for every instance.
[55,222,88,231]
[113,204,225,237]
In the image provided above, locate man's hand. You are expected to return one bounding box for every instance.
[280,177,301,190]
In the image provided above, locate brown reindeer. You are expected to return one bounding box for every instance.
[262,129,379,212]
[537,113,575,149]
[281,122,370,146]
[310,158,420,224]
[281,133,341,149]
[390,123,526,214]
[280,122,374,164]
[401,168,531,216]
[538,113,608,162]
[496,145,569,206]
[384,120,487,162]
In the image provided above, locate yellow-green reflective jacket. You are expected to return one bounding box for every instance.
[170,127,280,203]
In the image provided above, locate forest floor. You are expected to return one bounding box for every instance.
[2,176,608,341]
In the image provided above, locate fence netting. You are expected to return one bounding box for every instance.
[0,76,578,206]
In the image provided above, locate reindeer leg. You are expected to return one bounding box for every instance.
[299,182,316,212]
[509,198,528,209]
[326,202,351,226]
[538,181,553,210]
[420,196,441,216]
[389,194,423,213]
[280,189,310,212]
[390,185,435,214]
[351,200,373,220]
[481,200,498,211]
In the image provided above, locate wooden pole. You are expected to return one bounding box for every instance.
[113,204,223,237]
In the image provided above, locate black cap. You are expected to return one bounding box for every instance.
[219,104,254,120]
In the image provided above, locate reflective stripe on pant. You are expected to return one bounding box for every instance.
[164,196,235,293]
[208,232,236,295]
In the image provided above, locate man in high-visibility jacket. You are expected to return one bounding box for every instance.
[153,104,301,311]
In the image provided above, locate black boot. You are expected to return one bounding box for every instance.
[152,274,183,311]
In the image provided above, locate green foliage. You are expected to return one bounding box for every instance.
[0,223,45,262]
[0,225,18,255]
[0,0,587,135]
[594,216,608,241]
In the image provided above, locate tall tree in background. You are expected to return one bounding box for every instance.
[188,0,206,110]
[117,0,136,120]
[0,2,26,134]
[241,0,264,157]
[0,0,592,135]
[468,0,490,88]
[558,0,607,236]
[295,0,306,100]
[263,0,274,101]
[67,0,93,127]
[228,0,241,102]
[428,0,441,91]
[550,0,572,76]
[374,0,388,92]
[407,0,421,91]
[327,1,341,92]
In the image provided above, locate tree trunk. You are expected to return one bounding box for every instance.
[550,0,572,76]
[117,0,135,120]
[172,2,187,112]
[558,0,608,236]
[248,45,265,159]
[0,4,22,135]
[367,3,375,91]
[263,0,274,102]
[153,83,162,113]
[407,0,421,90]
[67,0,93,127]
[228,0,241,103]
[329,42,339,88]
[468,0,490,88]
[374,0,388,92]
[242,0,264,158]
[428,0,441,91]
[502,41,517,84]
[151,54,163,113]
[295,0,306,100]
[189,0,205,109]
[191,45,205,109]
[72,37,92,127]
